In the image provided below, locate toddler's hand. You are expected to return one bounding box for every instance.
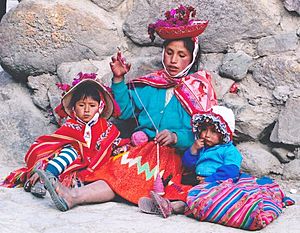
[196,176,206,184]
[190,139,205,154]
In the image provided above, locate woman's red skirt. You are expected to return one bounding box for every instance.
[85,141,191,204]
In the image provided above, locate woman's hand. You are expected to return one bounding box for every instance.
[190,139,205,154]
[110,51,131,83]
[155,129,177,146]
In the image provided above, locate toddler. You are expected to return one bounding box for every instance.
[138,105,242,218]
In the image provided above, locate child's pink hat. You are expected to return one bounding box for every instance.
[56,72,120,120]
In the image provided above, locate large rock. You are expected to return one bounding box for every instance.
[282,159,300,180]
[91,0,124,11]
[239,75,274,106]
[272,85,295,105]
[222,76,279,141]
[270,97,300,145]
[252,56,300,90]
[283,0,300,15]
[201,53,235,100]
[0,0,122,80]
[237,142,283,177]
[219,51,253,81]
[257,32,299,56]
[271,147,293,163]
[27,74,60,112]
[235,104,279,140]
[0,71,56,165]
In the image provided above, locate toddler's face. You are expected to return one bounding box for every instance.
[199,125,222,147]
[74,96,99,123]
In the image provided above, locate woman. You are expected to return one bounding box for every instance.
[36,5,218,211]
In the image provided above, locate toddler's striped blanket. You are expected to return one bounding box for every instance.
[185,174,294,230]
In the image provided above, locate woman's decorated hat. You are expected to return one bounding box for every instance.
[148,5,208,42]
[192,106,235,143]
[55,72,120,120]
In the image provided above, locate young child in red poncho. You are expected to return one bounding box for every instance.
[1,73,128,198]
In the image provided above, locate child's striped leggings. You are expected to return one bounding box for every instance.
[45,145,78,177]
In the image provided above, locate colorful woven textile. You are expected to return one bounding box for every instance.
[185,174,295,230]
[130,69,218,115]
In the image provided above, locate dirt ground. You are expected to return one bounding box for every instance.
[0,164,299,233]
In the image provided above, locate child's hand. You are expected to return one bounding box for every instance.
[190,139,205,154]
[110,51,131,83]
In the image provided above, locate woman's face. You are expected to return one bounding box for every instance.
[163,40,193,77]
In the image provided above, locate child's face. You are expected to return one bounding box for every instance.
[199,125,222,147]
[74,96,99,123]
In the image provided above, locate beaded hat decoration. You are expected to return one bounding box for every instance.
[148,5,208,42]
[192,106,235,144]
[55,72,120,120]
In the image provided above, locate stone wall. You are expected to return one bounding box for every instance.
[0,0,299,178]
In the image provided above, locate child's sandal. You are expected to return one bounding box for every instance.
[23,180,32,192]
[30,180,46,198]
[35,169,69,211]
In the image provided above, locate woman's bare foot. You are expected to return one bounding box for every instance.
[53,180,116,208]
